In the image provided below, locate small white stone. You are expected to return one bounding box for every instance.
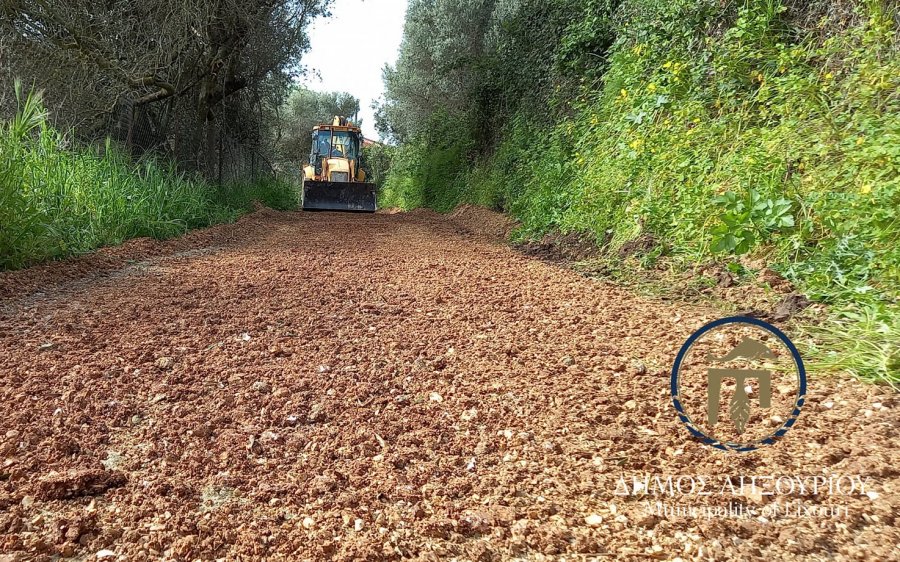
[429,392,443,403]
[354,518,364,531]
[584,514,603,527]
[96,550,116,559]
[302,516,315,529]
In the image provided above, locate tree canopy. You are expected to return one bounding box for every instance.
[0,0,333,173]
[275,88,361,165]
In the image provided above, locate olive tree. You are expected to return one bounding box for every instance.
[0,0,332,174]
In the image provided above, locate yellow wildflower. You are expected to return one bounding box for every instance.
[647,83,657,92]
[856,137,865,146]
[860,184,872,194]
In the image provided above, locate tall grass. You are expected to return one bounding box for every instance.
[800,305,900,389]
[0,83,298,270]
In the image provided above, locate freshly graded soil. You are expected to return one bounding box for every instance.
[0,209,897,561]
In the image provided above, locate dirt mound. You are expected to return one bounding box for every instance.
[448,204,517,243]
[517,231,600,262]
[618,233,659,257]
[34,469,127,501]
[0,210,897,560]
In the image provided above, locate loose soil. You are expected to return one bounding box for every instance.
[0,209,897,561]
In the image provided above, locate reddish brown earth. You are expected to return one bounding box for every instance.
[0,208,898,561]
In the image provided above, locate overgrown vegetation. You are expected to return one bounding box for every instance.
[0,0,340,269]
[1,86,298,270]
[377,0,899,384]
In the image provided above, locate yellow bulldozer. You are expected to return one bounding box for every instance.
[302,116,377,212]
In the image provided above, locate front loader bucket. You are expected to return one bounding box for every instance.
[302,181,377,212]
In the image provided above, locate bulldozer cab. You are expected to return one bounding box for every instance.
[311,129,359,164]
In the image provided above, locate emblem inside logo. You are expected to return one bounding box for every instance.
[671,317,806,452]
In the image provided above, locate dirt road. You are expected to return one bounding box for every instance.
[1,209,897,561]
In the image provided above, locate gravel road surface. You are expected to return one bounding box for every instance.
[1,208,897,561]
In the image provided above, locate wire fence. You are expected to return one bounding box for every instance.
[97,87,277,186]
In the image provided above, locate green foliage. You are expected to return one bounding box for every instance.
[214,178,300,213]
[381,0,900,384]
[711,190,795,254]
[0,84,298,270]
[275,87,361,168]
[379,111,473,211]
[362,142,394,187]
[801,305,900,387]
[376,0,619,143]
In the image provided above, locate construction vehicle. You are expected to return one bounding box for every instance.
[302,116,377,212]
